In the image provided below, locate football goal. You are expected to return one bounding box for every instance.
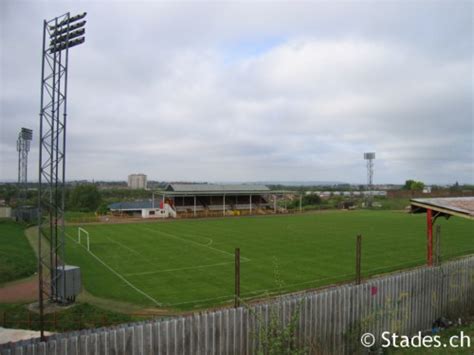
[78,227,90,251]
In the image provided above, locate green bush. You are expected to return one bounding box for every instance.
[68,185,102,212]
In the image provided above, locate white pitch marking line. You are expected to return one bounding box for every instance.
[142,226,251,262]
[124,260,245,276]
[166,259,432,306]
[103,235,161,270]
[167,294,236,306]
[166,272,362,307]
[66,233,162,307]
[177,231,214,246]
[105,235,144,257]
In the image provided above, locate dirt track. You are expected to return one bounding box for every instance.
[0,276,37,303]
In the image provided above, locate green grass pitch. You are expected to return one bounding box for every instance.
[64,211,473,310]
[0,220,36,285]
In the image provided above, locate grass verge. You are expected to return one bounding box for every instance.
[0,302,149,332]
[0,220,36,285]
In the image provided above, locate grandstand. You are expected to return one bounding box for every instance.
[163,183,274,217]
[108,184,279,218]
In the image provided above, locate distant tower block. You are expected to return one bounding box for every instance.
[128,173,147,189]
[363,152,375,207]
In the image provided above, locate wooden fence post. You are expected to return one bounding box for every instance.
[435,225,441,266]
[427,208,433,266]
[355,234,362,284]
[235,248,241,308]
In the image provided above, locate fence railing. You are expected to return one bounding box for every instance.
[1,255,473,354]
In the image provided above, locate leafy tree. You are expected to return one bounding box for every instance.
[302,194,321,205]
[68,185,102,212]
[0,184,18,205]
[410,181,425,191]
[96,202,109,215]
[100,188,151,202]
[403,179,425,191]
[450,181,460,191]
[403,180,415,190]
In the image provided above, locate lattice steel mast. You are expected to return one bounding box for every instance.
[17,128,33,205]
[363,152,375,207]
[37,12,86,339]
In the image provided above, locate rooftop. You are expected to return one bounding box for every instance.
[165,183,270,194]
[109,200,154,210]
[410,197,474,220]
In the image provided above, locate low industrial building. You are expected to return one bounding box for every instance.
[108,200,176,218]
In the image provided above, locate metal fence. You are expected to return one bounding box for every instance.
[2,255,473,354]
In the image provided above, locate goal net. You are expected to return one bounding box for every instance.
[78,227,90,251]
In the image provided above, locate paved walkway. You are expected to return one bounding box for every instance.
[0,327,52,345]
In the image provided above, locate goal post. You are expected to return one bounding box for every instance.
[78,227,90,251]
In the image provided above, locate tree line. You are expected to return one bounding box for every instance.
[0,184,153,213]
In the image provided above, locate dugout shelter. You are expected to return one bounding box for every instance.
[410,197,474,266]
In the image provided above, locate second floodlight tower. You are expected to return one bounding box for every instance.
[17,128,33,204]
[364,152,375,207]
[37,11,87,336]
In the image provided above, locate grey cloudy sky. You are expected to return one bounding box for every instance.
[1,0,472,184]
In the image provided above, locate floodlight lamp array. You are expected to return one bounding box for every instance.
[51,21,86,38]
[48,13,87,54]
[49,12,87,30]
[50,28,85,46]
[49,37,85,53]
[20,128,33,141]
[364,152,375,160]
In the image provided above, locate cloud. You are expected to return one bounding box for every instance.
[1,1,472,184]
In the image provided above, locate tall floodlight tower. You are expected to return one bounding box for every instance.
[37,12,86,339]
[364,152,375,207]
[17,128,33,205]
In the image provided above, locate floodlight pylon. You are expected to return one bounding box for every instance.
[363,152,375,207]
[17,128,33,206]
[37,11,86,340]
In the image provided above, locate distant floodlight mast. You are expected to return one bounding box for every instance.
[17,128,33,206]
[37,11,86,340]
[364,152,375,207]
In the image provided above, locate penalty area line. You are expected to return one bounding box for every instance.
[165,273,349,307]
[142,226,251,262]
[65,233,162,307]
[124,258,251,277]
[166,261,425,307]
